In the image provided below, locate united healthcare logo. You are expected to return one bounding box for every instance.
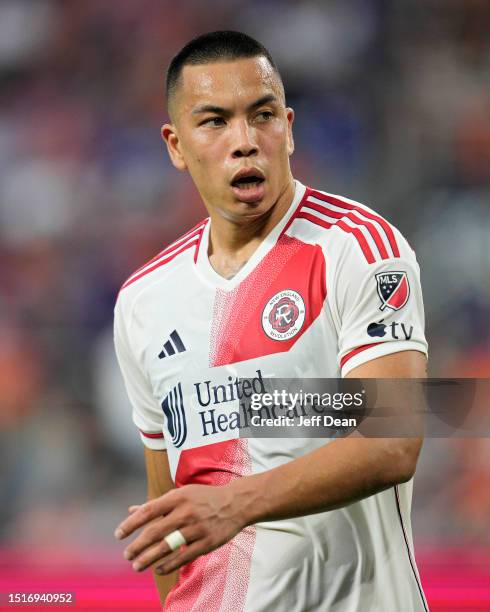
[161,383,187,448]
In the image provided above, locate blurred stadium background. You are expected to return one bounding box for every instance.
[0,1,489,610]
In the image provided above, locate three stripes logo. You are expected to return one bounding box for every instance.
[161,383,187,448]
[158,330,186,359]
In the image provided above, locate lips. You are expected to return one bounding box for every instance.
[230,168,266,203]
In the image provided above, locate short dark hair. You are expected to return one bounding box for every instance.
[166,30,282,109]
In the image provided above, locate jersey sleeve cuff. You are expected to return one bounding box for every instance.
[340,340,428,377]
[138,429,167,450]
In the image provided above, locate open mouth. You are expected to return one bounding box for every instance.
[230,169,266,203]
[231,175,265,190]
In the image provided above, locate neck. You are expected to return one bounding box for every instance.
[208,178,296,255]
[205,177,296,280]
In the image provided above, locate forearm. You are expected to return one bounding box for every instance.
[144,448,178,605]
[230,436,422,526]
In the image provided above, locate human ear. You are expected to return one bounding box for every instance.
[285,107,295,156]
[161,123,187,171]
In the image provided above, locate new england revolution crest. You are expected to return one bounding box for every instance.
[262,289,306,341]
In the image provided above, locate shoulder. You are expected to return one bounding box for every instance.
[117,218,208,303]
[288,186,414,267]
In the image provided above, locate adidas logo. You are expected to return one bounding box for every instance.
[158,330,186,359]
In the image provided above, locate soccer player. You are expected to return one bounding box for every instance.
[113,31,429,611]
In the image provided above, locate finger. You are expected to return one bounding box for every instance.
[124,513,183,561]
[129,505,141,514]
[155,539,212,575]
[131,525,202,572]
[115,490,179,539]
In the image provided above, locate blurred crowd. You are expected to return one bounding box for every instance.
[0,0,489,554]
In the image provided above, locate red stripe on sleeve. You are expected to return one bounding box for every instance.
[340,342,381,369]
[139,430,164,439]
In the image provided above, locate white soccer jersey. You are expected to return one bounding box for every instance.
[114,180,429,612]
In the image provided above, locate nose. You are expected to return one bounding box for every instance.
[231,119,258,158]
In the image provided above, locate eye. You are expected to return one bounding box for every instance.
[256,111,274,122]
[201,117,225,127]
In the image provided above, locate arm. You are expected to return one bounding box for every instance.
[113,294,178,597]
[144,447,178,605]
[232,350,426,523]
[115,350,426,575]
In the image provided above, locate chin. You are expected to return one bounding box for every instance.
[218,203,263,224]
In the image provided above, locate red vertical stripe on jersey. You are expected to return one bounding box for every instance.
[209,234,327,367]
[310,189,400,258]
[167,439,256,612]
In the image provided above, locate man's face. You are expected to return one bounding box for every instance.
[162,56,294,223]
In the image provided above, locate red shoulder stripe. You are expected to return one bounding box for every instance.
[296,211,376,264]
[305,199,390,260]
[194,221,206,264]
[121,238,199,290]
[128,220,207,278]
[120,220,207,292]
[280,185,311,236]
[310,189,400,258]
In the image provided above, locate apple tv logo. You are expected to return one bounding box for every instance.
[367,320,413,340]
[367,321,387,337]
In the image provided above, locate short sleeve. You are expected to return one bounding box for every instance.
[332,233,428,377]
[113,297,166,450]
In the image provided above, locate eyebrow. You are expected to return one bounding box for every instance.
[191,94,278,116]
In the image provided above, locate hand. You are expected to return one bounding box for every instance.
[114,483,246,575]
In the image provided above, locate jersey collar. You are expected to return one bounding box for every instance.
[194,180,307,290]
